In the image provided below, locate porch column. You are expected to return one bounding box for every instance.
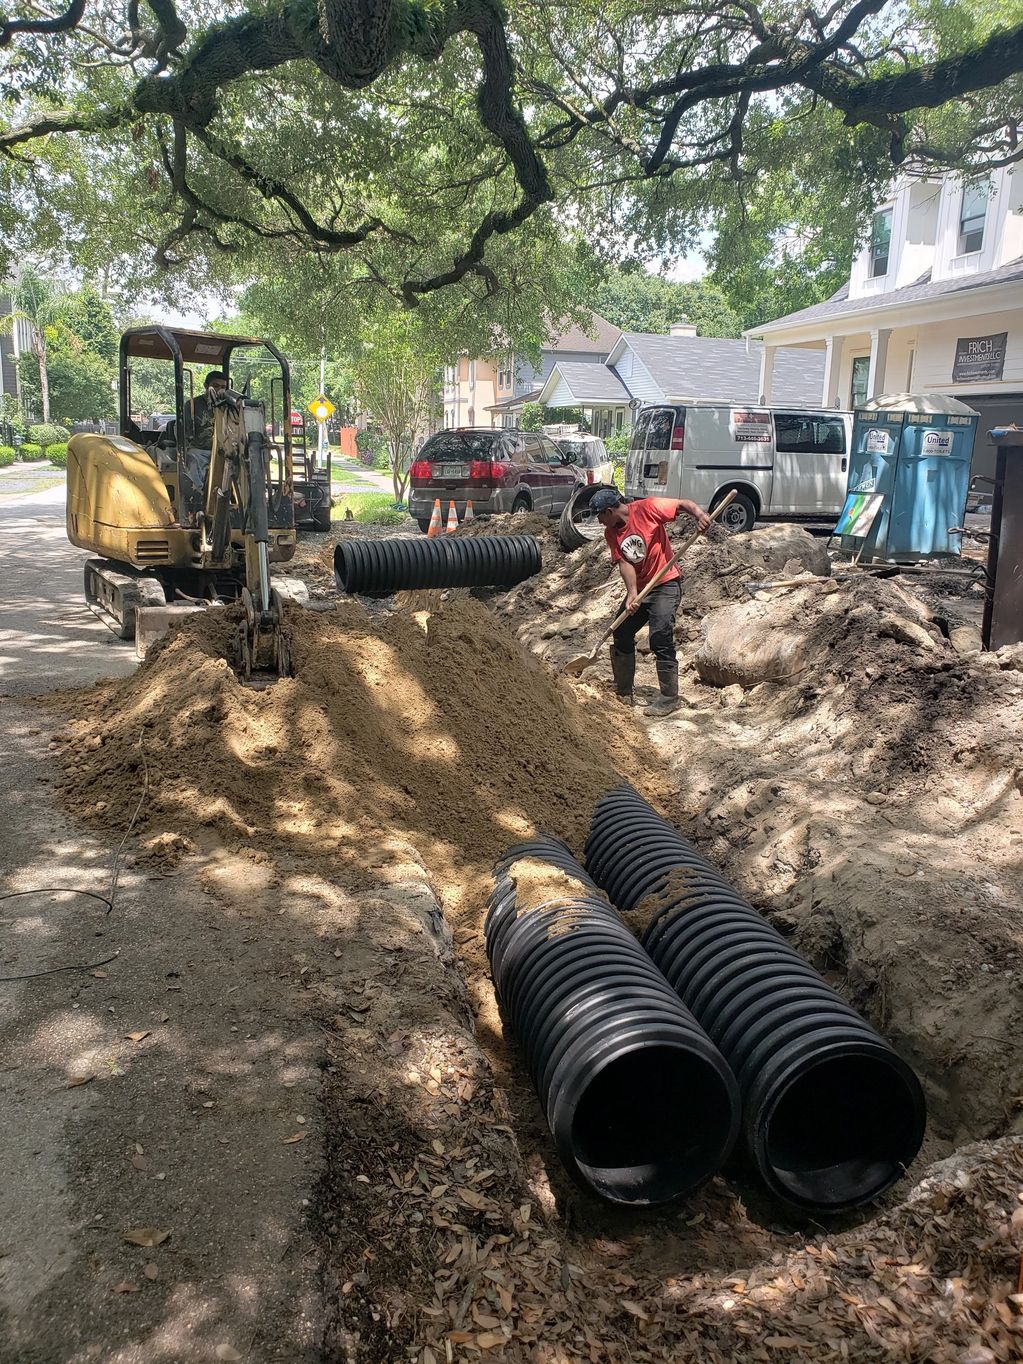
[867,328,891,400]
[758,345,776,404]
[822,335,844,408]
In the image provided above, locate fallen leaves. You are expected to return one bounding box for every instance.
[123,1228,170,1248]
[125,1030,150,1042]
[111,1281,138,1294]
[215,1346,242,1361]
[66,1073,95,1088]
[281,1132,306,1144]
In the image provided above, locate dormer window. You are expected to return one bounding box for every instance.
[870,209,892,277]
[959,182,987,254]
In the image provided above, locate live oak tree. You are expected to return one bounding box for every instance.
[2,0,1023,315]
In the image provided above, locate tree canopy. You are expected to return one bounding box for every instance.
[2,0,1023,321]
[586,269,742,338]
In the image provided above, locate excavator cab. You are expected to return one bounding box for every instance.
[67,327,306,683]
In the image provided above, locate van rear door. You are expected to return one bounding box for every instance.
[625,407,682,497]
[771,413,849,514]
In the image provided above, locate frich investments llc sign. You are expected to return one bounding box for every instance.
[952,332,1008,383]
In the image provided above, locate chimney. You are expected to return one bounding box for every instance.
[669,318,698,337]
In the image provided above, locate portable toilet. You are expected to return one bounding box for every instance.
[837,394,979,561]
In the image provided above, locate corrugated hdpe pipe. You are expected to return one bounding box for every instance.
[486,836,740,1206]
[334,534,541,594]
[584,787,927,1213]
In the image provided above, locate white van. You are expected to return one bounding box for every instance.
[624,402,854,532]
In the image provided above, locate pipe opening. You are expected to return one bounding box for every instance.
[570,1044,733,1205]
[762,1053,923,1210]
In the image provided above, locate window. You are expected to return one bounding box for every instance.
[851,356,870,409]
[647,407,676,451]
[774,414,846,454]
[497,357,514,389]
[959,182,987,254]
[870,209,892,277]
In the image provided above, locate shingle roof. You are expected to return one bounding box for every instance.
[620,334,825,407]
[754,257,1023,332]
[544,361,633,403]
[545,311,621,355]
[486,389,542,412]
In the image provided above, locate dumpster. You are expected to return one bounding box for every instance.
[836,394,979,561]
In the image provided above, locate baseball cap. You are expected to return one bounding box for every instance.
[590,488,624,514]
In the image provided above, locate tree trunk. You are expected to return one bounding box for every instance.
[37,346,50,424]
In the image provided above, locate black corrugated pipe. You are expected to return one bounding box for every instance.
[486,836,740,1206]
[584,787,927,1213]
[334,534,542,594]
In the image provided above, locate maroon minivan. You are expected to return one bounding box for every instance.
[408,428,582,531]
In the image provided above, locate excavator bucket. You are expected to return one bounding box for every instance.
[134,604,209,658]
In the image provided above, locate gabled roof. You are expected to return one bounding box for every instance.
[751,257,1023,334]
[485,389,542,412]
[616,333,826,408]
[539,361,633,405]
[545,311,621,355]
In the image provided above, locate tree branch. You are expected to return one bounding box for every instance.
[0,0,86,47]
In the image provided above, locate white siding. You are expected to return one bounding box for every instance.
[611,346,660,402]
[912,307,1023,391]
[545,374,578,406]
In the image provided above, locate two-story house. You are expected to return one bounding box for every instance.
[441,311,620,429]
[746,169,1023,476]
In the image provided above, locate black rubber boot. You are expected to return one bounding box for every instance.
[609,646,635,706]
[644,662,681,716]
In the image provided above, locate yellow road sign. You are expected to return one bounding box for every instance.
[308,394,335,421]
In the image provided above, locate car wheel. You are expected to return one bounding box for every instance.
[714,490,756,533]
[511,494,531,515]
[313,500,332,532]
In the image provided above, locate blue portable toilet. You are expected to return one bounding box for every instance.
[837,394,979,561]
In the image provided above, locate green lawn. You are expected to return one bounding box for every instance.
[331,491,411,525]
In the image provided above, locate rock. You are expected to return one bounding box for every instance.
[539,624,558,639]
[719,684,745,709]
[878,613,937,651]
[695,600,808,688]
[865,791,886,806]
[949,624,984,657]
[995,642,1023,671]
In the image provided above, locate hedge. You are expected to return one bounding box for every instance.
[0,445,16,467]
[20,442,44,460]
[46,443,69,468]
[27,423,70,447]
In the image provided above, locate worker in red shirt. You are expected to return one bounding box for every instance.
[590,488,710,716]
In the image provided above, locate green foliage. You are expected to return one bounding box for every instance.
[19,442,44,460]
[520,402,545,431]
[332,492,411,524]
[0,394,25,436]
[355,428,386,468]
[28,423,70,446]
[605,431,632,459]
[45,442,69,467]
[0,445,16,466]
[587,269,742,338]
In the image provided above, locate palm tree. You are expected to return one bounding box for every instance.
[0,268,62,423]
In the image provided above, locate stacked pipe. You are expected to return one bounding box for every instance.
[485,836,740,1206]
[334,534,541,594]
[585,786,927,1212]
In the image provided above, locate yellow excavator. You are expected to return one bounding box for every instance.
[66,327,309,683]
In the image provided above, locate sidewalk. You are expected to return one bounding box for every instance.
[329,451,396,496]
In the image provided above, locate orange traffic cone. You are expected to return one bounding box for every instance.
[446,502,459,534]
[464,500,474,522]
[426,499,443,537]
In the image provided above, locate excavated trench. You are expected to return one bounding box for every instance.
[40,517,1023,1361]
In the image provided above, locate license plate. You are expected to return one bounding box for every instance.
[438,463,468,478]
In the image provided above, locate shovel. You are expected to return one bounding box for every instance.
[561,490,736,677]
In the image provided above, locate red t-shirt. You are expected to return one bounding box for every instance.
[604,498,681,592]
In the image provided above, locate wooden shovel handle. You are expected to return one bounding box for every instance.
[603,490,737,638]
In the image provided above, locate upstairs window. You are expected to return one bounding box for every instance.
[870,209,892,277]
[959,182,987,254]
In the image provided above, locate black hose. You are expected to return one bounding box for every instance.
[334,534,541,594]
[486,837,739,1206]
[584,786,926,1213]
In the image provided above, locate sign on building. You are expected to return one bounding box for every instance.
[952,332,1007,383]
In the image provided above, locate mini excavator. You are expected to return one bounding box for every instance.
[66,327,313,684]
